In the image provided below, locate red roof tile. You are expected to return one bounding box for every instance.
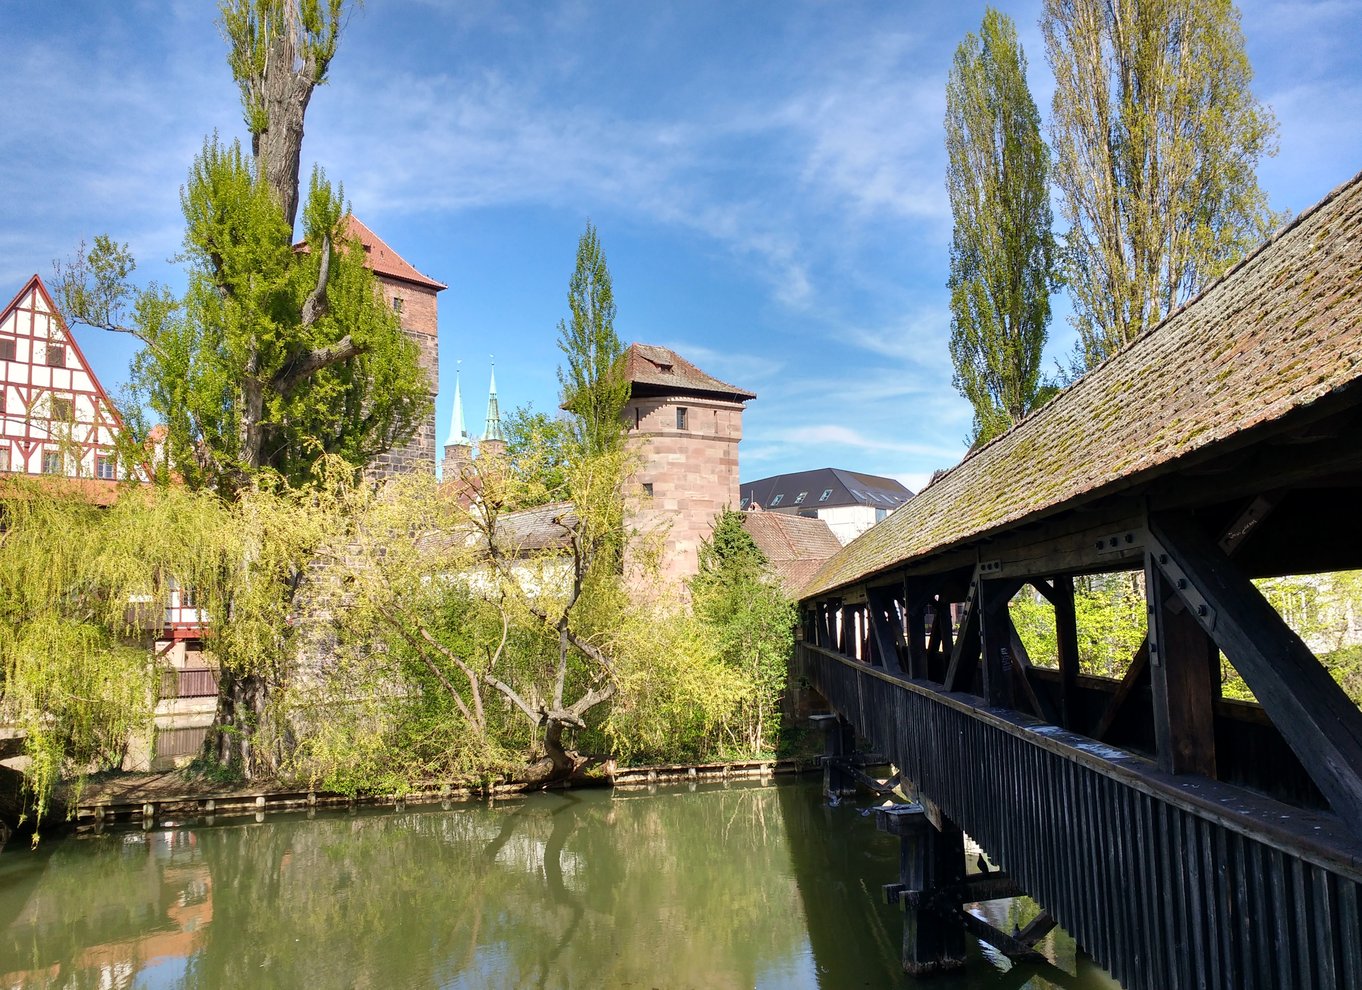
[341,215,446,291]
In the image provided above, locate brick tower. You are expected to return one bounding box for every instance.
[623,344,756,586]
[343,216,446,477]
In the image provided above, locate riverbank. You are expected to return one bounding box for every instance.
[48,757,817,835]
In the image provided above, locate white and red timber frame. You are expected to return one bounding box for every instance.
[0,274,127,489]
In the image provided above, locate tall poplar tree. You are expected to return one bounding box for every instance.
[1043,0,1280,368]
[557,222,629,458]
[945,8,1057,445]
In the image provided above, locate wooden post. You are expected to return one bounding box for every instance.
[1145,558,1219,776]
[1052,575,1080,730]
[979,579,1015,708]
[877,804,967,975]
[867,586,905,674]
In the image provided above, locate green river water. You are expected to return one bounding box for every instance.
[0,777,1120,989]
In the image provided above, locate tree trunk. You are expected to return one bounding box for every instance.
[516,718,587,789]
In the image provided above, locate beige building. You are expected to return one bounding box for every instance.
[624,344,755,586]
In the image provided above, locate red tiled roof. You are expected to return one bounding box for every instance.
[804,169,1362,598]
[340,215,446,291]
[625,344,756,401]
[741,509,842,597]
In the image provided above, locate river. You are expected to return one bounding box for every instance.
[0,777,1120,988]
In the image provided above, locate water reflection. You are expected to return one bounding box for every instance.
[0,779,1118,989]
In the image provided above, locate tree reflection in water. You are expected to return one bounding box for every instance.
[0,779,1117,989]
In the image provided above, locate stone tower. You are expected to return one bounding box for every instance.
[623,344,756,585]
[343,216,446,477]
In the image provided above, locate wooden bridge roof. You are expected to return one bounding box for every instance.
[805,170,1362,599]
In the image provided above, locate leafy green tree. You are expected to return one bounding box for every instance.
[501,404,575,505]
[1043,0,1281,368]
[557,222,629,458]
[221,0,345,230]
[54,1,429,776]
[690,511,796,755]
[946,9,1058,445]
[0,480,333,830]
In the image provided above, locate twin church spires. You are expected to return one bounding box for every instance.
[441,360,504,477]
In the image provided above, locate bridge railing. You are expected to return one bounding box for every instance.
[796,641,1362,990]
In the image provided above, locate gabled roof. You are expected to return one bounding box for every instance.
[625,344,756,402]
[741,468,913,512]
[741,509,843,597]
[804,169,1362,599]
[341,215,446,291]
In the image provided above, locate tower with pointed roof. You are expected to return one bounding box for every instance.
[343,216,446,478]
[623,343,756,585]
[481,363,506,457]
[441,365,472,477]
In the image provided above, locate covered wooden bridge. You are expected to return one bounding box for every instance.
[797,172,1362,987]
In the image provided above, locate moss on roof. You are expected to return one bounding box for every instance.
[804,169,1362,599]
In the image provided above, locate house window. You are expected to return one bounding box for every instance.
[794,491,808,504]
[42,450,62,474]
[392,295,403,312]
[875,508,888,523]
[676,407,688,430]
[95,454,116,480]
[45,343,66,368]
[0,447,9,472]
[50,397,73,421]
[770,494,784,506]
[819,489,833,502]
[0,338,15,361]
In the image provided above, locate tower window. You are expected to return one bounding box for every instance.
[635,407,641,429]
[642,482,654,497]
[392,296,403,312]
[46,343,66,368]
[676,407,688,430]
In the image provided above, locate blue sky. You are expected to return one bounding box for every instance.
[3,1,1360,491]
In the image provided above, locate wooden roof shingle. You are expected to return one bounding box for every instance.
[804,169,1362,599]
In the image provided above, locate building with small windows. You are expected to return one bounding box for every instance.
[336,216,446,478]
[624,343,756,584]
[0,274,129,494]
[741,468,913,545]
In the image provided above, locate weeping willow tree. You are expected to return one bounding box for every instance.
[0,477,338,831]
[291,444,744,794]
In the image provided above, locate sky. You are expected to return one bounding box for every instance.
[3,1,1361,492]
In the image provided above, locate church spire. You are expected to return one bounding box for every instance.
[444,364,469,448]
[483,359,505,443]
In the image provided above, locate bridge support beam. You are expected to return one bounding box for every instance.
[811,714,857,799]
[877,803,967,975]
